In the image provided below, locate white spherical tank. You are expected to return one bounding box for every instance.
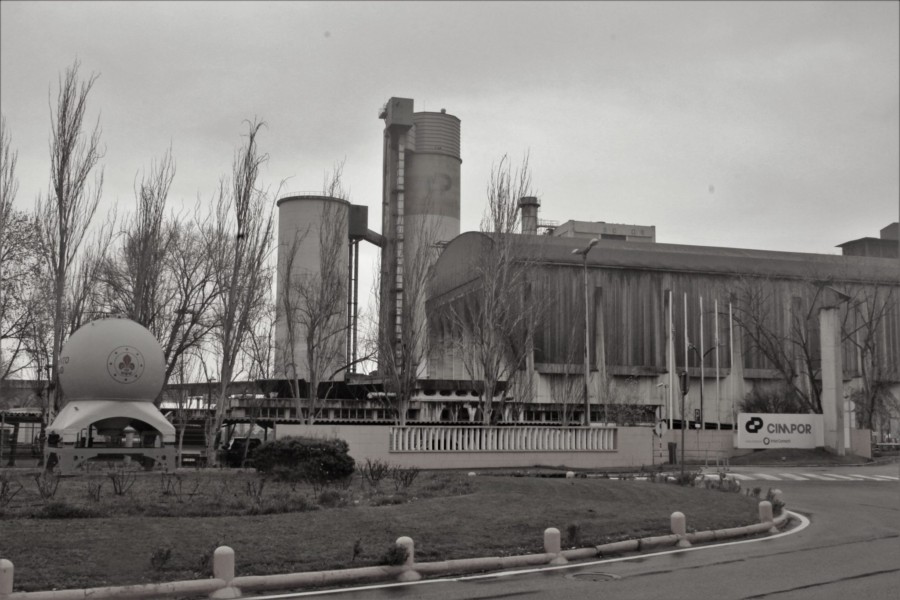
[58,318,165,403]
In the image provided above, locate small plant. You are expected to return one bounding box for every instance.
[765,488,785,516]
[360,458,391,490]
[352,538,363,562]
[317,488,344,508]
[107,465,137,496]
[85,478,103,502]
[33,471,61,500]
[161,472,204,501]
[672,470,701,486]
[1,472,24,507]
[390,466,420,493]
[244,477,266,506]
[380,543,409,566]
[195,539,225,575]
[748,487,762,499]
[150,546,173,571]
[565,523,580,547]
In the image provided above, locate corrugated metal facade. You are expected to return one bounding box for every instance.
[428,233,899,384]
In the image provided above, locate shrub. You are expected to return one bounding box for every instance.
[390,466,420,493]
[372,493,408,507]
[0,472,23,508]
[359,458,391,490]
[252,437,355,491]
[33,471,61,500]
[85,478,103,502]
[766,488,785,516]
[317,489,346,508]
[107,465,137,496]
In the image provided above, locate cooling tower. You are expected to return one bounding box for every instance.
[275,194,350,382]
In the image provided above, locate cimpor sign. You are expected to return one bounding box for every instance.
[736,413,824,449]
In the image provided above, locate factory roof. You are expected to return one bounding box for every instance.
[431,231,899,298]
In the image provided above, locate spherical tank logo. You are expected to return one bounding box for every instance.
[107,346,145,384]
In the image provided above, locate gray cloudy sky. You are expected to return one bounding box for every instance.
[2,1,898,273]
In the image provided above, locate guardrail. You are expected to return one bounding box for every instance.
[389,425,617,453]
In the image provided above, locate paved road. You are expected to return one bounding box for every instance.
[246,464,900,600]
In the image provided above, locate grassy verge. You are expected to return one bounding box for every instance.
[0,469,760,592]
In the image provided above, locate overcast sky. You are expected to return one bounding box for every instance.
[2,1,898,296]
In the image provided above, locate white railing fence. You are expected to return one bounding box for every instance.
[389,426,617,453]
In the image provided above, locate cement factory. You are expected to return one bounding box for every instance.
[3,96,897,471]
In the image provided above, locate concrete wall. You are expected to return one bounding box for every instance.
[850,428,872,459]
[274,424,654,470]
[655,428,873,463]
[656,430,753,465]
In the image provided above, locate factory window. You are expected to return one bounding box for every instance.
[600,233,626,241]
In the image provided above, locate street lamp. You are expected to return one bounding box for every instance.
[571,238,599,426]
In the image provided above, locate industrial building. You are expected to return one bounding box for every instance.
[4,97,898,467]
[264,96,899,440]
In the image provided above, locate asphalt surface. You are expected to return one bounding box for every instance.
[243,462,900,600]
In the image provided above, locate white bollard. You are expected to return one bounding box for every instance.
[395,536,421,582]
[209,546,240,599]
[544,527,567,565]
[0,559,13,597]
[758,500,773,523]
[670,511,691,547]
[759,500,779,533]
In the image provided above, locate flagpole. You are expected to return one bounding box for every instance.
[684,293,689,428]
[715,298,721,431]
[729,301,735,430]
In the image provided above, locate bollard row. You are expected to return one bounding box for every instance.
[0,498,787,600]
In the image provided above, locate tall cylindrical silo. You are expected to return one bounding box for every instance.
[405,110,461,259]
[275,195,349,383]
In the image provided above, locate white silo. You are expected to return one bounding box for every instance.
[379,99,461,372]
[275,195,350,383]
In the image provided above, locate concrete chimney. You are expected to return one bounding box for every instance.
[518,196,540,235]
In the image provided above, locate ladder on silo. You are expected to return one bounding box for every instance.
[394,141,405,364]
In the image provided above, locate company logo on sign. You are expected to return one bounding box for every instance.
[736,413,824,449]
[745,417,764,433]
[107,346,145,384]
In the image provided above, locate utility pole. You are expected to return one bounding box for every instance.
[571,238,599,426]
[679,370,689,481]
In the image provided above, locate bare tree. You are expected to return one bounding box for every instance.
[842,285,899,433]
[546,316,588,425]
[35,60,104,413]
[66,217,115,334]
[207,120,275,463]
[444,154,542,424]
[729,277,826,414]
[101,148,176,329]
[282,198,347,424]
[155,213,222,395]
[0,117,40,379]
[374,208,441,426]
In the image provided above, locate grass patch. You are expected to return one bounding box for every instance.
[0,471,760,591]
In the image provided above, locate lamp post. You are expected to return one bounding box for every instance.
[571,238,599,426]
